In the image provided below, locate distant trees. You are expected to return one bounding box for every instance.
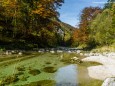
[72,2,115,49]
[72,7,102,47]
[89,3,115,46]
[105,0,115,8]
[90,8,115,46]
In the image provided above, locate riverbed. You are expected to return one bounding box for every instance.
[0,52,102,86]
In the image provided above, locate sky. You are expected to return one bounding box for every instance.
[58,0,108,27]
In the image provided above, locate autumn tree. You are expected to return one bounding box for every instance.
[72,7,102,47]
[0,0,64,48]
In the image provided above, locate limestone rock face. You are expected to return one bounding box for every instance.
[102,78,115,86]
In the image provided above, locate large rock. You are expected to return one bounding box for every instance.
[102,78,115,86]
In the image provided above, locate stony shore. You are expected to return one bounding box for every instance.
[82,52,115,80]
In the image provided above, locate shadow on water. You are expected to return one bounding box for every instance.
[55,64,78,86]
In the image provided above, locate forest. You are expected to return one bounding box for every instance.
[0,0,115,50]
[72,0,115,50]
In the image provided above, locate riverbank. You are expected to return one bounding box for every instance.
[82,52,115,80]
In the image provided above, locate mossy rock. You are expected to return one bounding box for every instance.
[28,69,41,76]
[23,80,56,86]
[2,75,19,84]
[43,66,57,73]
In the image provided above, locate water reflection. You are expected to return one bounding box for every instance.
[55,64,78,86]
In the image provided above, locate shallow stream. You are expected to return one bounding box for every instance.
[0,52,102,86]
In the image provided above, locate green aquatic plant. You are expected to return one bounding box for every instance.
[28,69,41,76]
[43,66,57,73]
[19,76,28,81]
[54,63,57,65]
[80,61,102,67]
[15,71,24,76]
[16,66,25,71]
[23,80,56,86]
[45,62,51,64]
[2,75,19,85]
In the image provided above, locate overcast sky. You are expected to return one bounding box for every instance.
[58,0,108,27]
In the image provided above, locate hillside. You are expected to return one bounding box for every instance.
[0,17,75,50]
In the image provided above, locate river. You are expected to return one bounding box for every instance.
[0,52,102,86]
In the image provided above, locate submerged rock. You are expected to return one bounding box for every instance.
[71,57,82,64]
[18,52,22,55]
[102,78,115,86]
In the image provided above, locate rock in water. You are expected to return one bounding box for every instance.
[102,78,115,86]
[71,57,82,64]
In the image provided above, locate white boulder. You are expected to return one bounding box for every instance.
[102,78,115,86]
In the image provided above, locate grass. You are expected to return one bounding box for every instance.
[91,43,115,52]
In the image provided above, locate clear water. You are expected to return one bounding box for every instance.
[55,64,78,86]
[0,52,102,86]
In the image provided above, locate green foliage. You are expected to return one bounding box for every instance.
[90,6,115,46]
[104,0,115,8]
[38,28,58,47]
[72,4,115,49]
